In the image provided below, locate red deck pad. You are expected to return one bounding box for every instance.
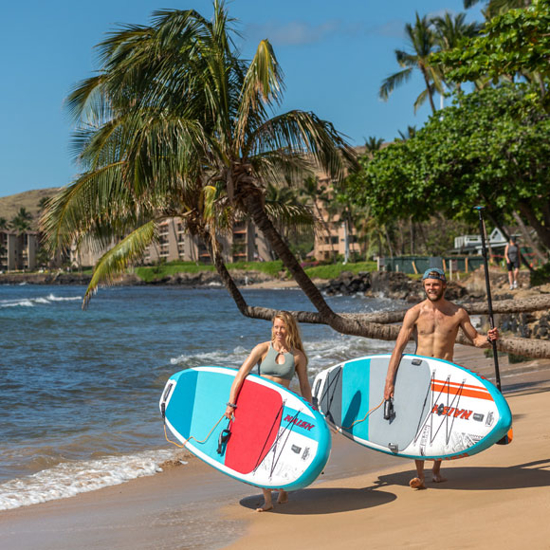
[225,380,283,474]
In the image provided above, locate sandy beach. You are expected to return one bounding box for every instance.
[1,345,549,550]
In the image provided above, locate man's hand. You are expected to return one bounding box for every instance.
[487,327,499,342]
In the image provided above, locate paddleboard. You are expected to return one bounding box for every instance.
[312,354,512,461]
[160,366,331,490]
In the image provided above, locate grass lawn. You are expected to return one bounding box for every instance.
[133,260,377,282]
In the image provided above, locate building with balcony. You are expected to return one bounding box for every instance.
[0,230,38,271]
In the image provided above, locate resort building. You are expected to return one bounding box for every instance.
[142,218,273,264]
[66,218,273,269]
[0,230,38,271]
[310,175,361,262]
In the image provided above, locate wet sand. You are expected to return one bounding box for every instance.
[1,346,549,550]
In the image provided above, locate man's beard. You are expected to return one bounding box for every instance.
[425,288,445,302]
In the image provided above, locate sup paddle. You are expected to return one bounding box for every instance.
[474,206,513,445]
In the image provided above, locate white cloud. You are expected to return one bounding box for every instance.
[246,19,343,45]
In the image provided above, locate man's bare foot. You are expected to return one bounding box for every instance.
[256,502,273,512]
[277,490,288,505]
[409,477,426,489]
[432,474,447,483]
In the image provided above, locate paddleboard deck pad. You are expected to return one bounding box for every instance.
[312,354,512,460]
[160,366,331,490]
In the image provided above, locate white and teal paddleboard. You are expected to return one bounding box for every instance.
[312,354,512,461]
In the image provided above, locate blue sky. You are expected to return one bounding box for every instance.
[0,0,482,197]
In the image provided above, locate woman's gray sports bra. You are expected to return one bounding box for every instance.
[259,343,295,380]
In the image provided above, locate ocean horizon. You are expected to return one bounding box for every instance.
[0,284,407,510]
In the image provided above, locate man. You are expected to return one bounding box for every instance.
[504,237,520,290]
[384,267,499,490]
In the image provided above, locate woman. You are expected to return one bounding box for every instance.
[224,311,313,512]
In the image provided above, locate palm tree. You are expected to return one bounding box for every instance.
[379,13,444,113]
[396,125,417,141]
[43,2,379,338]
[364,136,384,157]
[431,12,482,96]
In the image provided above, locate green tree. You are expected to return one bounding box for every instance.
[352,84,550,252]
[437,0,550,104]
[464,0,532,18]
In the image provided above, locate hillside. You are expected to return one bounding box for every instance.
[0,187,60,229]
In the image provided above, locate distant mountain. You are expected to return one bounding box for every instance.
[0,188,60,230]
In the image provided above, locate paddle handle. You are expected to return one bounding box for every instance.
[475,207,502,391]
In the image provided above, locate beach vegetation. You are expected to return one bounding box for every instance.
[353,83,550,254]
[39,1,550,358]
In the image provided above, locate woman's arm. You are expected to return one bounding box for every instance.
[225,342,269,418]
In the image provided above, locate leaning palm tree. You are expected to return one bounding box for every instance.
[379,13,444,113]
[42,2,375,337]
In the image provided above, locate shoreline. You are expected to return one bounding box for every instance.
[2,346,550,549]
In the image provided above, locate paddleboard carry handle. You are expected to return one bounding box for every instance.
[383,398,394,421]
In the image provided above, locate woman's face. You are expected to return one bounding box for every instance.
[273,318,288,344]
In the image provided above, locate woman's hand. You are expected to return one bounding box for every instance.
[224,404,236,419]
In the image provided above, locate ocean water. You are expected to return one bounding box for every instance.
[0,283,404,511]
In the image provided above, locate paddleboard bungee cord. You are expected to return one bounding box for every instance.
[162,402,228,450]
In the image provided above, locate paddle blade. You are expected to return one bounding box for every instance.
[496,427,513,445]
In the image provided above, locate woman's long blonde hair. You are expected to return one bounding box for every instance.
[271,311,308,366]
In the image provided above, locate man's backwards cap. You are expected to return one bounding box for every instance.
[422,267,446,282]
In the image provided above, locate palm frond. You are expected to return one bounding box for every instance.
[83,220,157,308]
[379,68,413,100]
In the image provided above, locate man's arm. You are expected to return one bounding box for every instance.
[459,308,499,348]
[384,306,419,399]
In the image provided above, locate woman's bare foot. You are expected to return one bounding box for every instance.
[409,477,426,489]
[432,473,447,483]
[256,489,274,512]
[256,503,273,512]
[277,490,288,505]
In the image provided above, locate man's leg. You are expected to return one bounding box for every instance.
[410,460,426,489]
[432,459,447,483]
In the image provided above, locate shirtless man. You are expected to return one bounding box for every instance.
[384,267,499,490]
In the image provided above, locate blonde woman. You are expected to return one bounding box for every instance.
[225,311,312,512]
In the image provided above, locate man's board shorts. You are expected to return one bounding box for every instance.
[507,259,520,270]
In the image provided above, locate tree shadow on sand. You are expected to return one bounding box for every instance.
[373,458,550,491]
[239,486,396,514]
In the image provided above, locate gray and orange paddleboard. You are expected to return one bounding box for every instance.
[313,354,512,460]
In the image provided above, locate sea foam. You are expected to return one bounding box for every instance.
[0,449,177,511]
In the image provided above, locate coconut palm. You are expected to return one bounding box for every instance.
[379,13,444,113]
[364,136,384,157]
[42,2,362,333]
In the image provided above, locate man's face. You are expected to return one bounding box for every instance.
[423,278,446,302]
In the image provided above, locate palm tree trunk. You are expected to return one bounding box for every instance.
[242,191,401,339]
[422,69,437,114]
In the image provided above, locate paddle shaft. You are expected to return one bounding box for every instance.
[475,207,502,391]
